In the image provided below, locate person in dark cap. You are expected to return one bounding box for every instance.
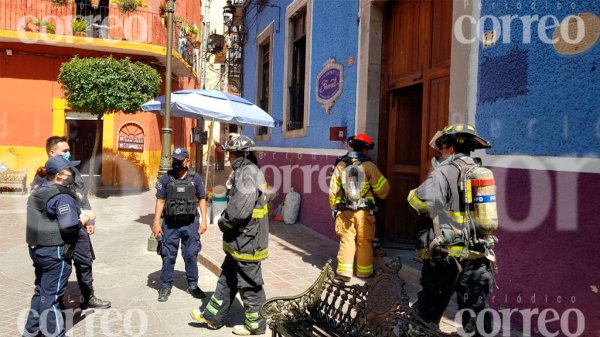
[152,147,208,302]
[23,156,96,337]
[31,136,111,310]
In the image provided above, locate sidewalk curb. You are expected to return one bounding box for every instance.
[199,250,424,286]
[199,252,222,277]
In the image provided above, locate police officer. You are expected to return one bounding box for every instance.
[152,147,208,302]
[190,135,269,336]
[31,136,110,309]
[407,124,497,335]
[329,133,390,282]
[24,156,96,337]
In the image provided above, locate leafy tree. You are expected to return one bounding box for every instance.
[58,56,161,193]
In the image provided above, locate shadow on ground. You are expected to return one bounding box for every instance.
[135,213,154,226]
[147,270,193,293]
[268,222,338,269]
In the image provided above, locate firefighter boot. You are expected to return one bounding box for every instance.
[81,284,111,309]
[232,325,266,335]
[190,309,224,330]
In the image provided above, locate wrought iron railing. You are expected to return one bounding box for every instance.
[257,96,269,135]
[0,0,198,70]
[288,84,305,131]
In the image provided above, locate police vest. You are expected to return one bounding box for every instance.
[165,171,198,222]
[26,185,79,246]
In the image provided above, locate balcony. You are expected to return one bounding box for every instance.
[0,0,199,77]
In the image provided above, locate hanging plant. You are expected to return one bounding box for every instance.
[159,2,167,17]
[51,0,70,6]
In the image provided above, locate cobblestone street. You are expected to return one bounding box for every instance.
[0,190,460,336]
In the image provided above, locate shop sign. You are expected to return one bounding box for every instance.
[316,58,343,113]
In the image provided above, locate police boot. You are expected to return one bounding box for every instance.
[81,285,111,309]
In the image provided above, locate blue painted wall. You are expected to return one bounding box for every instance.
[242,0,359,149]
[476,1,600,157]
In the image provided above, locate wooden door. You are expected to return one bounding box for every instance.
[379,0,453,245]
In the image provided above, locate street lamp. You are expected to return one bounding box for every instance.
[151,0,177,252]
[223,0,235,28]
[158,0,176,175]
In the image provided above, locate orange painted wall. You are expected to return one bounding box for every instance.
[0,51,66,147]
[1,0,202,46]
[0,45,199,187]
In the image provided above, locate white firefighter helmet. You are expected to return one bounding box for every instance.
[222,134,256,152]
[429,123,492,151]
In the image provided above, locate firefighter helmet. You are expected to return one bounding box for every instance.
[429,123,491,151]
[222,134,256,152]
[347,133,375,150]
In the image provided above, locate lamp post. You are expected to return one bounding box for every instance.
[150,0,176,252]
[158,0,176,175]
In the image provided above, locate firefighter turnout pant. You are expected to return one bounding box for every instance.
[415,257,493,336]
[335,209,375,278]
[202,254,266,334]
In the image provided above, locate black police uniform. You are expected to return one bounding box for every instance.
[24,180,81,337]
[200,157,269,334]
[31,167,109,309]
[156,169,206,290]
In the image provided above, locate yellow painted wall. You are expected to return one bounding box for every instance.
[52,98,66,136]
[0,146,48,184]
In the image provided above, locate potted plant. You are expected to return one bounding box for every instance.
[112,0,146,13]
[31,18,56,34]
[73,18,88,37]
[188,25,200,41]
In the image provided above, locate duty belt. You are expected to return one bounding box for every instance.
[417,246,486,260]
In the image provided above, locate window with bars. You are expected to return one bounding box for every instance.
[287,10,307,132]
[257,40,271,136]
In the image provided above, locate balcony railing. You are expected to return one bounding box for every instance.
[0,0,199,69]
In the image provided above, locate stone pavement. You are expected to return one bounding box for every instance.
[0,190,461,337]
[0,192,240,337]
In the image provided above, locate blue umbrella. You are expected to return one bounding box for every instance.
[141,89,276,127]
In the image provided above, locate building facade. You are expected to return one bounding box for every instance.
[241,0,599,333]
[241,0,359,239]
[0,0,202,189]
[471,1,600,334]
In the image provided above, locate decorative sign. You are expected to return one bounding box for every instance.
[316,58,343,113]
[553,13,600,55]
[118,122,144,152]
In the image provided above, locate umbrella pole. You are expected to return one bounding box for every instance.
[205,120,214,192]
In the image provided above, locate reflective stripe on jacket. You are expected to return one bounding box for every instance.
[221,157,269,262]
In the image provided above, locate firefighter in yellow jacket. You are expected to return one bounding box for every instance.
[329,134,390,281]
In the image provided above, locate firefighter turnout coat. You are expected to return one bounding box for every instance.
[329,152,389,278]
